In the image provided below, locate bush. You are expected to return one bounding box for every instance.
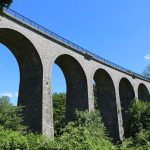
[0,96,26,132]
[53,93,66,136]
[57,110,117,150]
[0,127,58,150]
[0,126,29,150]
[0,110,116,150]
[120,99,150,150]
[2,95,150,149]
[127,99,150,137]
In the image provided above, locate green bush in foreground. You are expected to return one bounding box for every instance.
[1,96,150,149]
[57,110,116,150]
[0,110,116,150]
[120,99,150,150]
[127,99,150,137]
[53,93,66,136]
[0,126,58,150]
[0,96,26,132]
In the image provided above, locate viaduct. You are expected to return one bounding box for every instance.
[0,9,150,141]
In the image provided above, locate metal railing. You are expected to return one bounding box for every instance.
[3,8,150,81]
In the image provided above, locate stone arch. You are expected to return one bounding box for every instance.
[119,78,135,136]
[0,28,43,133]
[93,68,119,140]
[53,54,88,120]
[138,83,150,101]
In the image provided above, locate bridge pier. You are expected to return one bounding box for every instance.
[42,63,54,137]
[114,85,124,141]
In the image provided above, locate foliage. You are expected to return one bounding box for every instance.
[120,130,150,150]
[119,99,150,150]
[53,93,66,136]
[0,104,117,150]
[57,110,117,150]
[0,127,58,150]
[143,65,150,78]
[0,0,13,11]
[0,96,26,132]
[1,94,150,149]
[126,99,150,137]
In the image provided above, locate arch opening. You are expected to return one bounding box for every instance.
[94,69,119,140]
[52,54,89,127]
[0,28,43,133]
[0,44,19,105]
[52,64,66,136]
[138,83,150,101]
[119,78,135,136]
[54,54,89,119]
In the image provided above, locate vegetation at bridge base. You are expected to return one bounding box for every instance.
[0,96,26,132]
[53,93,66,136]
[1,96,150,149]
[126,99,150,138]
[120,99,150,150]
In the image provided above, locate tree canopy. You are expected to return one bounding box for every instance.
[143,65,150,78]
[0,96,26,132]
[0,0,13,11]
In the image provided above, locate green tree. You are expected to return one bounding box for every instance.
[127,99,150,137]
[58,110,116,150]
[120,100,150,149]
[0,0,13,11]
[143,65,150,78]
[53,93,66,136]
[0,96,26,132]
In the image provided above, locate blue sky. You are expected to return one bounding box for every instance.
[0,0,150,104]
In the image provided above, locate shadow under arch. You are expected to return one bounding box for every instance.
[138,83,150,101]
[93,68,119,140]
[53,54,88,120]
[0,28,43,133]
[119,78,135,136]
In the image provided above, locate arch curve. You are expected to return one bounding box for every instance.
[53,54,89,120]
[138,83,150,101]
[93,68,119,140]
[119,78,135,136]
[0,28,43,133]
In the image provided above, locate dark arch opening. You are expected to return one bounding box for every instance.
[94,69,119,140]
[138,83,150,101]
[0,28,43,133]
[53,54,88,121]
[119,78,135,136]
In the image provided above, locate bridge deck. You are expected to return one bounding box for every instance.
[3,8,150,82]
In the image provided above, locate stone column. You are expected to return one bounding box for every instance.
[42,61,54,137]
[114,82,124,141]
[86,75,95,111]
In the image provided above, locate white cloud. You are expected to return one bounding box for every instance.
[0,92,18,98]
[144,54,150,60]
[14,92,18,97]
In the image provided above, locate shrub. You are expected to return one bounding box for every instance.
[0,96,26,132]
[57,110,117,150]
[53,93,66,136]
[0,126,29,150]
[0,127,58,150]
[127,99,150,137]
[120,99,150,150]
